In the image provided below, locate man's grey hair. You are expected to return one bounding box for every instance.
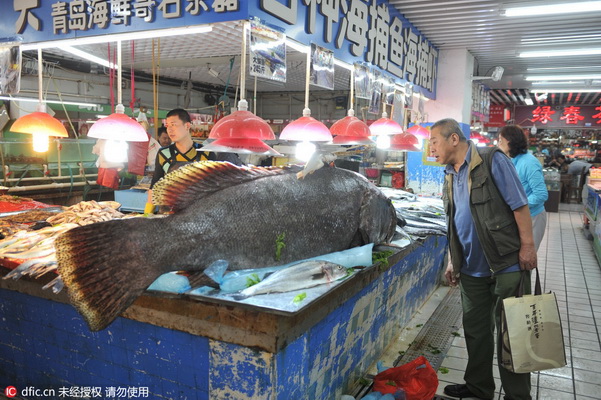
[431,118,467,142]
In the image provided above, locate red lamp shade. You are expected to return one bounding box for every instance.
[204,102,281,156]
[88,111,149,142]
[330,115,374,145]
[390,132,420,151]
[406,124,430,139]
[280,116,332,142]
[369,117,404,136]
[11,112,68,137]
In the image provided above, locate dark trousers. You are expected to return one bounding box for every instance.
[459,272,532,400]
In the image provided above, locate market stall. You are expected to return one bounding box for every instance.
[0,189,446,399]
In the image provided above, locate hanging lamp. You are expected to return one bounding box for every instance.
[406,124,430,139]
[10,49,68,152]
[87,41,148,163]
[389,132,421,152]
[330,65,373,145]
[279,43,332,161]
[369,104,404,149]
[203,22,280,156]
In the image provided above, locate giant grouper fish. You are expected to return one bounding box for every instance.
[55,161,397,331]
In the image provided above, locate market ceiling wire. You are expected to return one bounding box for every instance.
[152,38,160,138]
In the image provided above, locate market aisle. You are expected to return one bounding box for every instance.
[432,207,601,400]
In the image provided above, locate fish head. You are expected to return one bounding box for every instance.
[321,262,349,282]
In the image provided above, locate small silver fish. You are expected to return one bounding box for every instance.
[238,260,348,298]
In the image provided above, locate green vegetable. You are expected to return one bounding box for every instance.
[416,324,424,328]
[358,378,370,386]
[293,292,307,304]
[275,233,286,261]
[246,273,261,288]
[386,380,397,387]
[439,367,449,374]
[372,250,394,270]
[451,331,461,337]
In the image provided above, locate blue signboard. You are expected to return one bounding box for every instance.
[0,0,438,99]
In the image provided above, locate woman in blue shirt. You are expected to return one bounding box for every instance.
[498,125,548,250]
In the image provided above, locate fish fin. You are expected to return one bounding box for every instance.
[186,270,220,289]
[152,161,290,212]
[55,219,161,331]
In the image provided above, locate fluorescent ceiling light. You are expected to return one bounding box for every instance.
[532,89,601,93]
[531,81,587,85]
[522,34,601,42]
[62,46,115,69]
[525,74,601,81]
[527,65,601,71]
[519,48,601,57]
[0,96,98,107]
[21,25,213,51]
[505,1,601,16]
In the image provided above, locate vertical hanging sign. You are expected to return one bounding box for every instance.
[310,43,334,90]
[249,20,287,82]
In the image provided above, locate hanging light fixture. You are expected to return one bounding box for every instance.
[203,22,280,156]
[405,124,430,139]
[279,43,332,161]
[10,49,68,152]
[87,40,148,163]
[389,132,421,152]
[369,107,403,150]
[330,65,374,145]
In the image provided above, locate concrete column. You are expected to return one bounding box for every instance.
[424,48,474,130]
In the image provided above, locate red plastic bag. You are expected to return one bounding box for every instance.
[373,356,438,400]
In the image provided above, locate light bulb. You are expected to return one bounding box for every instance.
[104,140,129,163]
[295,141,316,162]
[376,135,391,149]
[32,133,49,152]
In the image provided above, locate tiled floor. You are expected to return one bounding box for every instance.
[385,204,601,400]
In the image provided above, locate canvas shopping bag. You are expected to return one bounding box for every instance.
[500,268,567,374]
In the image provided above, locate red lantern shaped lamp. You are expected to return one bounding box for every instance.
[369,109,404,149]
[87,41,149,163]
[389,132,421,152]
[280,43,332,161]
[330,65,374,145]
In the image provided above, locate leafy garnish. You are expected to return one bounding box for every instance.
[293,292,307,304]
[439,367,449,374]
[451,331,461,337]
[386,380,397,387]
[246,273,261,288]
[372,250,394,270]
[275,233,286,261]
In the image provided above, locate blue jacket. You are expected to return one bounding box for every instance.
[512,152,548,217]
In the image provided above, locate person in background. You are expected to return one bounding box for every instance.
[157,126,171,148]
[547,154,568,173]
[429,118,536,400]
[145,108,241,214]
[498,125,548,250]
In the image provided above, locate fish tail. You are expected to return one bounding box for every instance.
[55,218,162,331]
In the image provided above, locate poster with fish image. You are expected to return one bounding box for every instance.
[0,41,21,94]
[250,20,286,82]
[368,68,383,115]
[354,63,370,99]
[310,43,334,90]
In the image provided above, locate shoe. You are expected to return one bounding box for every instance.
[444,383,490,399]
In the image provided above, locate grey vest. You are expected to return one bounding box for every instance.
[443,145,521,277]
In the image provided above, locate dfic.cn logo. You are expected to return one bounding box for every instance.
[4,386,17,397]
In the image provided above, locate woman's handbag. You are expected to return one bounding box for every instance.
[500,268,566,373]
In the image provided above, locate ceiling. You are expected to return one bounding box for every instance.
[34,1,601,107]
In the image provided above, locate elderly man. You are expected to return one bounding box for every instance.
[429,118,536,400]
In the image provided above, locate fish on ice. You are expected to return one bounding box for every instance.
[236,260,349,298]
[55,161,396,331]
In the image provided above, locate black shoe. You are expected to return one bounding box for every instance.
[444,384,489,399]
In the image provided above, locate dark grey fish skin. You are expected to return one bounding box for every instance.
[56,162,396,331]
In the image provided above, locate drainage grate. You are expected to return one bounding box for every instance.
[393,287,463,371]
[351,287,463,399]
